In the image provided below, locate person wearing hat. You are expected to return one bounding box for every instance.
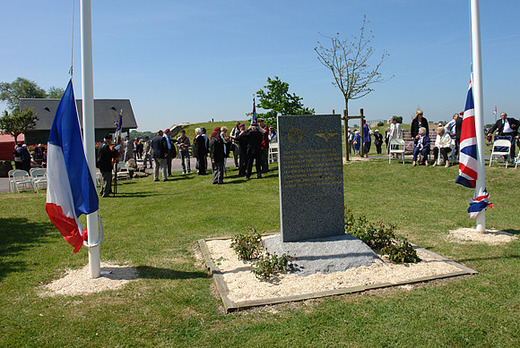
[373,129,383,155]
[353,130,361,155]
[152,130,169,181]
[209,131,225,184]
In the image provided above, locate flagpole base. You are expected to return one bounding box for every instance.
[476,211,486,233]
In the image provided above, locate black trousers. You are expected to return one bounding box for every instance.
[433,147,451,163]
[197,155,207,175]
[246,150,262,178]
[238,150,248,176]
[261,147,269,173]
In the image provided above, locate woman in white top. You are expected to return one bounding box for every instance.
[432,126,452,167]
[388,116,402,156]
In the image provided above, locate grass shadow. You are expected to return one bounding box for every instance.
[0,217,53,281]
[136,266,208,280]
[110,191,165,198]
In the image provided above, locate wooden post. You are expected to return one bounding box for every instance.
[343,109,349,162]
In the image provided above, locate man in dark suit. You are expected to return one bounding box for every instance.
[245,123,263,179]
[96,134,116,197]
[235,123,248,177]
[194,128,207,175]
[488,112,518,158]
[151,130,168,181]
[209,131,225,184]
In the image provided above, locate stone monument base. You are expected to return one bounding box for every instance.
[263,234,379,277]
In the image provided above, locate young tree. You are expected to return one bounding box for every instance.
[0,77,47,111]
[255,76,314,127]
[314,16,391,157]
[0,107,38,143]
[314,16,391,113]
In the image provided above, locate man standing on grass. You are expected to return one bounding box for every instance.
[96,134,116,197]
[209,131,225,184]
[245,123,263,179]
[194,128,207,175]
[235,123,248,177]
[177,129,191,174]
[152,130,168,181]
[163,128,173,176]
[362,122,371,158]
[142,136,152,169]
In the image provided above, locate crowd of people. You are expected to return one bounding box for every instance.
[346,109,520,167]
[13,109,520,198]
[12,143,46,171]
[93,118,277,196]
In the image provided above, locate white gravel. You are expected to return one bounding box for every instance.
[448,228,517,245]
[206,238,464,303]
[39,262,137,297]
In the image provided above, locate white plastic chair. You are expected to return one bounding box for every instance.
[8,169,16,193]
[11,170,32,193]
[30,168,47,193]
[116,162,131,181]
[489,139,511,168]
[514,152,520,169]
[388,138,405,164]
[268,142,279,163]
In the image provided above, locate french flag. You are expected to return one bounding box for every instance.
[46,79,99,253]
[456,80,478,188]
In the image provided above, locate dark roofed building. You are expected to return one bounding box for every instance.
[19,98,138,145]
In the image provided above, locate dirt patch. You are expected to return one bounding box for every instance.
[449,228,518,245]
[39,262,138,297]
[205,238,464,304]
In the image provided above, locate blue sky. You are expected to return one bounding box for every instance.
[1,0,519,131]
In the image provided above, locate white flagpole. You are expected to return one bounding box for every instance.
[470,0,486,232]
[81,0,101,277]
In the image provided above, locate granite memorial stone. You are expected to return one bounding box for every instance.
[277,114,345,242]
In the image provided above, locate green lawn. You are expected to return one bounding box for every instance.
[1,160,519,346]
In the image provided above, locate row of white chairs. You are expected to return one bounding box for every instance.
[8,168,47,193]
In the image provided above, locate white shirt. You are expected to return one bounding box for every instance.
[435,132,451,148]
[445,119,456,135]
[389,123,401,140]
[503,119,513,133]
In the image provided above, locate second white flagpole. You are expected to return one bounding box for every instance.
[81,0,101,278]
[470,0,486,233]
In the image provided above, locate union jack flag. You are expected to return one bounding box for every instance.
[456,79,492,218]
[456,80,478,188]
[468,189,493,219]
